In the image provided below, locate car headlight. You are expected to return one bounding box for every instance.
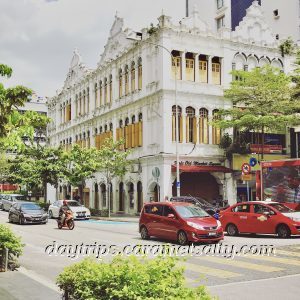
[187,221,204,230]
[23,214,31,218]
[43,213,48,217]
[216,220,222,228]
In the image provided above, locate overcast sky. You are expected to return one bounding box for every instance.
[0,0,186,98]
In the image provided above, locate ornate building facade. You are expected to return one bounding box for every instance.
[48,2,290,213]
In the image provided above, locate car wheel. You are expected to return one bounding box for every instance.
[277,224,291,238]
[48,210,53,219]
[177,230,188,245]
[140,226,150,240]
[226,224,238,236]
[19,216,24,225]
[8,214,13,223]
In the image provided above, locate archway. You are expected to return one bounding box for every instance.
[172,172,219,203]
[149,182,159,202]
[100,183,106,208]
[119,182,125,211]
[137,181,143,213]
[94,183,99,210]
[128,182,134,209]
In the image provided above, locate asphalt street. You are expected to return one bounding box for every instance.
[1,210,300,300]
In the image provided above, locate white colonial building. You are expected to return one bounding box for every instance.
[47,2,290,214]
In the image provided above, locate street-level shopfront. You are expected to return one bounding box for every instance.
[232,154,290,202]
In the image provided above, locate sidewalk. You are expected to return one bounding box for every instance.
[91,215,139,223]
[0,269,61,300]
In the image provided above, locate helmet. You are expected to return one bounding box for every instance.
[63,200,68,205]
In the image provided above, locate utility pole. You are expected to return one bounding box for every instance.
[186,0,189,17]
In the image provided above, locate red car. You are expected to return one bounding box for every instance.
[220,201,300,238]
[139,202,224,245]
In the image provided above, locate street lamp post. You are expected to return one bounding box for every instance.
[127,35,180,196]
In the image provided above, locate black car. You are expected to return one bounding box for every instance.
[8,202,48,225]
[169,196,218,216]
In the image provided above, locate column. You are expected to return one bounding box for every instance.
[181,52,186,81]
[195,54,200,82]
[208,110,213,144]
[208,56,212,84]
[220,57,224,86]
[182,109,186,143]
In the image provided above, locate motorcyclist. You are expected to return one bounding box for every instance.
[59,200,70,225]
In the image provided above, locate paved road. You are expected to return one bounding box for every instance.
[1,210,300,299]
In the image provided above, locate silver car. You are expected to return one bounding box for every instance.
[0,194,7,210]
[2,194,26,211]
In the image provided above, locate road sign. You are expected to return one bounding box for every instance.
[242,163,251,175]
[241,174,252,181]
[176,182,180,188]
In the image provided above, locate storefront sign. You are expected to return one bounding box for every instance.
[250,144,282,154]
[174,161,222,166]
[241,174,252,181]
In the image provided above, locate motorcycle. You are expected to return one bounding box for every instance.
[57,210,75,230]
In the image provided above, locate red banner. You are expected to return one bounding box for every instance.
[250,144,282,154]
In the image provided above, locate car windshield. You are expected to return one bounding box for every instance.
[21,203,40,210]
[268,203,295,213]
[174,205,210,218]
[67,201,81,207]
[14,196,25,201]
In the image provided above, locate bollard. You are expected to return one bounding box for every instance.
[4,248,8,272]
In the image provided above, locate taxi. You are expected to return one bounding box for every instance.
[219,201,300,238]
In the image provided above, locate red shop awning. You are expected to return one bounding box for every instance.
[171,165,233,173]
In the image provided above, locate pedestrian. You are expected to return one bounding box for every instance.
[164,196,169,202]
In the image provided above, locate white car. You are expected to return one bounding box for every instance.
[48,200,91,220]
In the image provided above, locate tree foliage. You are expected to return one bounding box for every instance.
[214,65,300,158]
[62,144,99,189]
[8,146,65,201]
[57,256,213,300]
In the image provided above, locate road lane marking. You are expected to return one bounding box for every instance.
[181,262,241,278]
[191,256,284,272]
[275,250,300,258]
[245,254,300,266]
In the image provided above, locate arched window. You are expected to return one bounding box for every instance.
[171,50,181,80]
[100,126,103,134]
[119,69,123,98]
[79,93,82,116]
[186,107,196,143]
[94,83,98,108]
[83,90,86,114]
[116,119,124,149]
[86,87,90,113]
[212,109,221,145]
[212,57,221,85]
[110,123,113,131]
[137,113,143,147]
[138,58,142,90]
[119,120,123,128]
[199,54,208,83]
[99,80,103,105]
[199,108,209,144]
[75,95,78,117]
[109,74,113,103]
[104,124,108,132]
[125,65,129,95]
[125,117,130,149]
[172,106,183,143]
[104,78,108,104]
[131,62,136,92]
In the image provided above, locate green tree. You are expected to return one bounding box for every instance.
[0,153,10,188]
[214,65,300,159]
[97,138,131,217]
[9,146,65,202]
[0,63,50,151]
[62,145,99,202]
